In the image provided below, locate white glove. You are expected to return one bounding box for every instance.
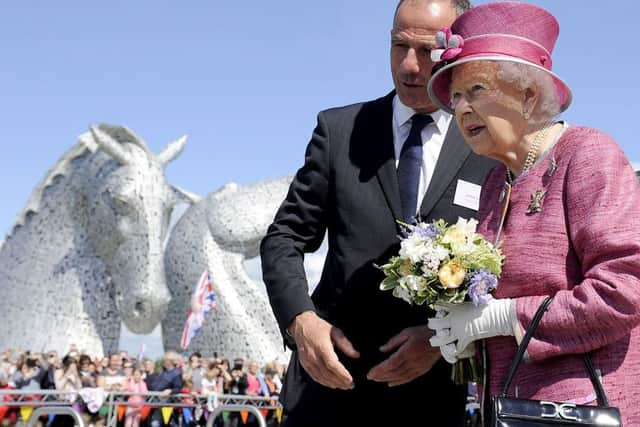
[431,307,476,364]
[428,299,517,356]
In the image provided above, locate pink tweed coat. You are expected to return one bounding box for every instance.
[477,125,640,425]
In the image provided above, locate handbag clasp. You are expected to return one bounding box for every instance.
[540,401,578,421]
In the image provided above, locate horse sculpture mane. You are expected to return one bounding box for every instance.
[10,125,150,235]
[0,125,187,356]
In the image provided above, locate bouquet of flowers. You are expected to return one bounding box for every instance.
[378,217,504,384]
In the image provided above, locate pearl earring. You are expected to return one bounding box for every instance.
[523,111,530,120]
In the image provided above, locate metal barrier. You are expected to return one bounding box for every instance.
[0,390,281,427]
[104,392,279,427]
[207,405,266,427]
[25,406,85,427]
[0,390,78,407]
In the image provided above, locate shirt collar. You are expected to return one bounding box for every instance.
[393,94,451,135]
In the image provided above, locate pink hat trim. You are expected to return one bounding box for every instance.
[459,34,553,70]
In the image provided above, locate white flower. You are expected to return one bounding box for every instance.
[393,285,413,304]
[455,217,478,237]
[443,218,479,256]
[400,275,426,292]
[420,244,449,275]
[399,235,429,263]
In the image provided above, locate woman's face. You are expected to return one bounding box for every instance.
[450,61,528,160]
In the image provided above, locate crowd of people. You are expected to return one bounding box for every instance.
[0,346,286,427]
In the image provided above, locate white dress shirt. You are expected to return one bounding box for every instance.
[392,95,453,212]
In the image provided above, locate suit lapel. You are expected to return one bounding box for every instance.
[372,93,403,220]
[419,122,471,218]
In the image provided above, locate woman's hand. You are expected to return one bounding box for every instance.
[428,299,517,358]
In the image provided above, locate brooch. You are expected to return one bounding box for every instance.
[527,190,546,214]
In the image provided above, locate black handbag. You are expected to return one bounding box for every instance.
[491,296,623,426]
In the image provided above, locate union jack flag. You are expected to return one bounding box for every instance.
[181,271,217,349]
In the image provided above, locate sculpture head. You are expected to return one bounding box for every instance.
[206,177,292,258]
[80,125,189,333]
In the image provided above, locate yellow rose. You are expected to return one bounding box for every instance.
[438,261,466,289]
[399,259,413,276]
[442,226,467,247]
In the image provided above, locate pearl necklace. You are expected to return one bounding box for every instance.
[505,122,553,184]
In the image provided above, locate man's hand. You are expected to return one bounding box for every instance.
[289,311,360,390]
[366,325,440,387]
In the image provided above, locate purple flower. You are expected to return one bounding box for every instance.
[411,222,441,239]
[468,269,498,306]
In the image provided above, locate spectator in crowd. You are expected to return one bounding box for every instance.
[245,361,261,397]
[12,353,46,390]
[123,359,134,381]
[201,366,222,396]
[99,357,109,371]
[148,351,183,396]
[148,352,183,427]
[49,354,83,427]
[227,359,247,396]
[41,350,59,389]
[99,353,127,391]
[54,354,82,399]
[125,367,148,427]
[186,352,204,393]
[78,354,97,388]
[143,360,159,391]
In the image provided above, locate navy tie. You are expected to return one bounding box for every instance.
[397,114,433,223]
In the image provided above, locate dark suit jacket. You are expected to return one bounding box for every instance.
[260,92,497,426]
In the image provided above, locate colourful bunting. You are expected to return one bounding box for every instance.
[276,408,283,423]
[0,406,9,421]
[240,410,248,424]
[182,408,192,424]
[161,407,173,425]
[140,406,151,421]
[259,409,268,420]
[117,405,126,421]
[20,407,33,422]
[98,405,109,417]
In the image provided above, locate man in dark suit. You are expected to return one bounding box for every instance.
[260,0,495,425]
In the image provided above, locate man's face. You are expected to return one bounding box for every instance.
[248,362,259,375]
[163,357,174,370]
[390,0,457,113]
[189,356,201,369]
[109,355,122,370]
[47,352,59,367]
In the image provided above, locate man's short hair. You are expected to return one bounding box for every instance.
[394,0,472,24]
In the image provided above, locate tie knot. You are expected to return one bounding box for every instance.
[410,114,433,133]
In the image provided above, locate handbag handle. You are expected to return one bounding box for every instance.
[499,296,609,406]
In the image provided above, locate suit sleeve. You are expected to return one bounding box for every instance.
[516,129,640,361]
[260,111,331,335]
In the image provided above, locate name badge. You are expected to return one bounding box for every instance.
[453,179,481,211]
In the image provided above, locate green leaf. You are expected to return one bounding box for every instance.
[380,276,399,291]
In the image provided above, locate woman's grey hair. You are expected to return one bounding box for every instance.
[496,62,561,122]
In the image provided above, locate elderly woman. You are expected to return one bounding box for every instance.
[425,2,640,424]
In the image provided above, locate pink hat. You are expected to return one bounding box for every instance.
[427,1,572,114]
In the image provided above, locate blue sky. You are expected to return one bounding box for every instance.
[2,1,639,357]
